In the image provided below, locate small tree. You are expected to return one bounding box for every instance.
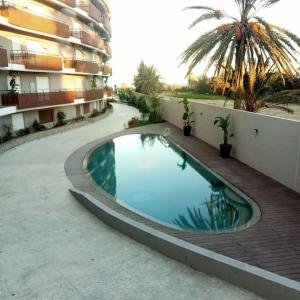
[9,72,19,94]
[134,61,162,95]
[214,115,231,145]
[179,98,194,127]
[214,114,233,158]
[91,75,98,88]
[149,96,162,123]
[179,98,194,136]
[56,111,66,127]
[2,124,12,142]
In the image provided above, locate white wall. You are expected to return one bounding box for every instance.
[23,110,38,128]
[0,115,12,136]
[54,106,76,121]
[162,98,300,194]
[12,113,25,131]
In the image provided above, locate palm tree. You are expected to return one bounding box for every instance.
[187,72,198,88]
[134,61,162,95]
[181,0,300,111]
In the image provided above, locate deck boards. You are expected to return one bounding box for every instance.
[65,123,300,282]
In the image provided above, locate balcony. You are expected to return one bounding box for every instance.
[78,1,102,23]
[102,0,110,10]
[105,87,113,97]
[60,0,76,7]
[64,58,99,73]
[85,89,104,101]
[0,1,70,38]
[101,15,111,33]
[10,51,63,71]
[71,29,105,50]
[1,89,105,109]
[104,42,111,55]
[100,64,112,76]
[0,48,8,67]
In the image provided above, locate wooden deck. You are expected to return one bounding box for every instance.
[65,123,300,283]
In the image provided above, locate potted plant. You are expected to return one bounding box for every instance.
[9,71,19,94]
[214,114,232,158]
[179,97,194,136]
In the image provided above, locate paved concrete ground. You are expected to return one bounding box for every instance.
[0,103,262,300]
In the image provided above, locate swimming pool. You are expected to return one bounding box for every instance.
[86,134,260,232]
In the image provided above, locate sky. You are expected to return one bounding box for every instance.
[110,0,300,86]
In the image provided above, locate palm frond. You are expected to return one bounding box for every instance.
[181,0,299,112]
[189,12,224,29]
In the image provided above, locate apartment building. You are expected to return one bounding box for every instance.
[0,0,112,135]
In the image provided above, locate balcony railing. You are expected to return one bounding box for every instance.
[64,58,99,73]
[105,43,111,55]
[101,15,111,33]
[86,89,103,101]
[105,87,113,97]
[60,0,76,7]
[102,0,110,10]
[0,48,8,67]
[10,51,63,71]
[1,89,105,109]
[0,1,70,38]
[100,64,112,76]
[71,29,105,50]
[78,1,102,23]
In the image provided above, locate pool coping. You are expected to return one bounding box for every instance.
[64,123,300,300]
[82,132,261,234]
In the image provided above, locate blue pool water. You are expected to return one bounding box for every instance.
[87,134,255,232]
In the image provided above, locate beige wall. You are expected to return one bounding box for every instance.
[0,115,12,136]
[50,74,89,90]
[0,72,8,92]
[54,106,76,121]
[3,73,91,92]
[19,73,36,92]
[162,98,300,194]
[14,0,96,34]
[23,110,38,128]
[0,31,99,63]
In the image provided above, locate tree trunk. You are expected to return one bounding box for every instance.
[234,98,242,109]
[234,88,243,110]
[245,91,255,112]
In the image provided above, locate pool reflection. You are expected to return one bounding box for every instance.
[87,141,117,196]
[87,134,253,232]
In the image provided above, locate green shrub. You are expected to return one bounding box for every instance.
[117,86,134,101]
[72,116,84,122]
[149,96,163,123]
[127,117,150,128]
[32,120,46,132]
[89,109,101,118]
[139,97,149,113]
[16,128,30,137]
[127,92,137,106]
[2,124,12,142]
[56,111,67,127]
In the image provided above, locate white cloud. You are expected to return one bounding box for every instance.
[110,0,300,86]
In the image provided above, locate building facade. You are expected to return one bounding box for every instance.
[0,0,112,136]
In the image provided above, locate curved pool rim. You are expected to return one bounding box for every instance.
[82,133,261,234]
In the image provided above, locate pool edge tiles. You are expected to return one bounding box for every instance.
[84,133,261,234]
[65,124,300,299]
[69,186,300,300]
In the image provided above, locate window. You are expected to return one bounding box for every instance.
[27,40,42,53]
[39,109,53,124]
